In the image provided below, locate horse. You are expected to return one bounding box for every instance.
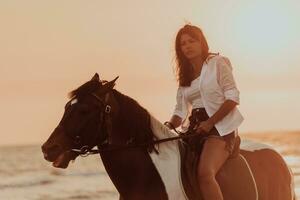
[42,73,296,200]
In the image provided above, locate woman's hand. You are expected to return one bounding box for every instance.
[195,119,215,134]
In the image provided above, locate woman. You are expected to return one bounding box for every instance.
[165,24,244,200]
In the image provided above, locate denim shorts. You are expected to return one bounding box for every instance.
[188,108,239,156]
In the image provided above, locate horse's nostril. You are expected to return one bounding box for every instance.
[43,152,49,159]
[42,144,62,161]
[42,144,61,154]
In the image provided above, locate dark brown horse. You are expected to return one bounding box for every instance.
[42,73,296,200]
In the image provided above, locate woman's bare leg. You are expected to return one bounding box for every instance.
[198,137,230,200]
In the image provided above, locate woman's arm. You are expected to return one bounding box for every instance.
[208,100,237,125]
[166,87,187,129]
[197,57,240,133]
[165,115,182,129]
[197,100,237,133]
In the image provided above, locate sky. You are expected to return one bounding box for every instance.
[1,0,300,146]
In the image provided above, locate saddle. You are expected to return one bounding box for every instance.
[178,135,258,200]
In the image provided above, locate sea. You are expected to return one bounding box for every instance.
[0,134,299,200]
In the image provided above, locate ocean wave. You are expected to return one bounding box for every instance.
[0,178,53,189]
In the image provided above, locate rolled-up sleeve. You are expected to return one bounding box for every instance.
[217,57,240,104]
[173,87,188,119]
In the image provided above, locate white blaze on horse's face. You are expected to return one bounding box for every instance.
[71,99,78,105]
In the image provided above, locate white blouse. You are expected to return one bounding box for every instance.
[173,56,240,120]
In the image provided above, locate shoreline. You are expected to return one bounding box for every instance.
[240,131,300,156]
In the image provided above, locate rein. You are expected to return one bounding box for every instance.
[71,129,202,156]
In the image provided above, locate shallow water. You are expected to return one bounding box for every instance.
[0,143,299,200]
[0,145,118,200]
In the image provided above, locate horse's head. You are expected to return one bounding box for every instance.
[41,73,119,168]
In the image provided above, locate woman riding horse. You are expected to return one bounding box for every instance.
[164,24,244,200]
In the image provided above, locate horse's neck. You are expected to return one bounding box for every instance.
[100,112,181,199]
[100,110,177,199]
[99,122,170,199]
[111,93,154,144]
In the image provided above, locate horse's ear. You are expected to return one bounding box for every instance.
[111,76,119,84]
[91,73,100,82]
[106,76,119,89]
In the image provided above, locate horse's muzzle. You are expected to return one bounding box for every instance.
[41,144,61,162]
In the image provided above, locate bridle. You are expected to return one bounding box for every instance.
[67,89,204,157]
[64,90,114,157]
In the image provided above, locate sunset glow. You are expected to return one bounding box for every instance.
[1,0,299,145]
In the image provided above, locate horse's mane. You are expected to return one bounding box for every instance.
[68,80,102,99]
[112,89,157,151]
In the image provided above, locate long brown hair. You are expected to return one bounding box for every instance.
[175,24,210,87]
